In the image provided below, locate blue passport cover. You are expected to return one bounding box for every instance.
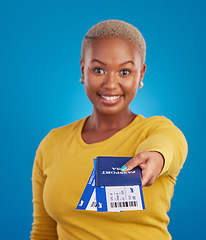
[96,156,142,187]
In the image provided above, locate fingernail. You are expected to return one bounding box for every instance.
[121,165,127,171]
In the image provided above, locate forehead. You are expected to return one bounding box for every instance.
[84,37,142,64]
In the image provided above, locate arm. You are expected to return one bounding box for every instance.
[121,117,188,186]
[31,140,58,240]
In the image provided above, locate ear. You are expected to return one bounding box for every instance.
[80,59,84,78]
[139,64,146,82]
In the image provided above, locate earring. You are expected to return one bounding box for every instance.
[138,81,144,89]
[80,77,84,84]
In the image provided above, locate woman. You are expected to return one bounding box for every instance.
[31,20,188,240]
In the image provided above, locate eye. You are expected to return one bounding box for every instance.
[120,69,131,75]
[93,67,105,74]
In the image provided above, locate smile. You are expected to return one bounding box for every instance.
[100,95,121,101]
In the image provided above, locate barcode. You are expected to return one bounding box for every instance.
[90,201,97,207]
[110,201,138,208]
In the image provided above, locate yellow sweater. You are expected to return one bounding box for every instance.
[31,115,188,240]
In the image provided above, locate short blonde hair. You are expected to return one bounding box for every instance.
[81,19,146,64]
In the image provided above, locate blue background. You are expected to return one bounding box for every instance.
[0,0,205,239]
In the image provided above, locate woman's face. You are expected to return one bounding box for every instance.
[80,37,146,116]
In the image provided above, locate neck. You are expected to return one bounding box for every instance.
[85,108,137,132]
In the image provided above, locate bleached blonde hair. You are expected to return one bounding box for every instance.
[81,19,146,64]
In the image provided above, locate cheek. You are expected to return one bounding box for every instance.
[84,76,101,103]
[84,69,100,89]
[84,76,100,92]
[122,78,139,94]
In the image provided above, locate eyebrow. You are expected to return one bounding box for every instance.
[120,61,135,66]
[91,59,135,66]
[91,59,106,65]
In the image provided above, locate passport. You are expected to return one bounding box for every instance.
[95,156,145,212]
[96,156,142,186]
[76,156,145,212]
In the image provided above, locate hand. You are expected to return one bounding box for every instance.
[120,151,165,187]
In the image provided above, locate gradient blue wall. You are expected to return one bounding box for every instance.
[0,0,205,239]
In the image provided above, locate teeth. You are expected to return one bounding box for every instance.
[101,95,121,101]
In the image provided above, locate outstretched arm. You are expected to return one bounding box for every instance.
[121,117,188,187]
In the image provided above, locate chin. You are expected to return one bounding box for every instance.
[95,105,129,116]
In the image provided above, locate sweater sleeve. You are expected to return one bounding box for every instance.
[30,136,58,240]
[135,117,188,178]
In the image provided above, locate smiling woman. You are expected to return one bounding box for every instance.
[31,20,188,240]
[81,37,146,122]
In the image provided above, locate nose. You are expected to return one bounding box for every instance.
[103,73,119,89]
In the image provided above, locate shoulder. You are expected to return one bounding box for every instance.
[49,118,86,137]
[134,115,185,139]
[139,115,187,146]
[137,115,174,127]
[37,117,87,151]
[144,115,172,122]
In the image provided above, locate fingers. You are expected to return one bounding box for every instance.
[120,152,147,172]
[120,151,164,187]
[120,152,150,186]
